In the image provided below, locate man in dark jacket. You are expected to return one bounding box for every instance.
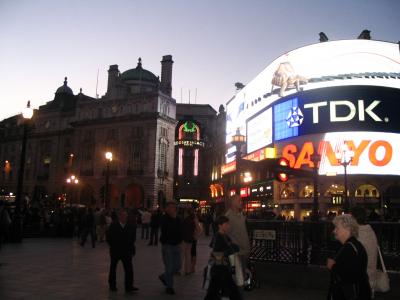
[158,202,182,295]
[107,209,138,293]
[148,209,161,246]
[80,208,95,248]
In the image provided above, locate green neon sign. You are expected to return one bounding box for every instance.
[183,121,197,133]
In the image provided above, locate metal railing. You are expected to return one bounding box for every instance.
[248,220,400,270]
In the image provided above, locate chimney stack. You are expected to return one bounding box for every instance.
[107,64,119,93]
[160,55,173,97]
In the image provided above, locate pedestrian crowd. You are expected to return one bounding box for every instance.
[0,197,393,300]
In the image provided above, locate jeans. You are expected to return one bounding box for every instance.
[160,244,182,288]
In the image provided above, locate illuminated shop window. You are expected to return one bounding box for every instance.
[324,184,345,196]
[355,184,380,198]
[280,186,295,199]
[301,185,314,198]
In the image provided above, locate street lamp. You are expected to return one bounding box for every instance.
[66,175,79,207]
[13,101,33,242]
[105,151,113,209]
[336,145,354,212]
[231,128,246,195]
[311,152,321,221]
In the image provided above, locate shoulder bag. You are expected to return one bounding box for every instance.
[375,246,390,293]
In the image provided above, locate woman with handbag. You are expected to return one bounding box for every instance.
[327,214,371,300]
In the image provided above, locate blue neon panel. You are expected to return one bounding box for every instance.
[274,98,299,141]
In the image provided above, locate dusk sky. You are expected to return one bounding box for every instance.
[0,0,399,120]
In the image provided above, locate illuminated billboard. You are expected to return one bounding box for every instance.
[226,40,400,159]
[278,131,400,176]
[273,86,400,137]
[247,107,272,153]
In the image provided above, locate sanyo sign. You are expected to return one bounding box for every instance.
[279,131,400,176]
[302,100,387,124]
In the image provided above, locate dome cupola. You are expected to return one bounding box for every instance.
[55,77,74,95]
[120,58,159,83]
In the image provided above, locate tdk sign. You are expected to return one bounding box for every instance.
[273,86,399,143]
[303,100,386,124]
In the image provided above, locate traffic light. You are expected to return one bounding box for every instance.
[276,157,290,182]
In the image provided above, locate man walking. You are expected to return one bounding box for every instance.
[225,195,250,287]
[106,209,138,293]
[80,208,96,248]
[158,202,182,295]
[148,209,161,246]
[141,209,151,240]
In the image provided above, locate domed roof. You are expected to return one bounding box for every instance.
[120,58,159,83]
[56,77,74,95]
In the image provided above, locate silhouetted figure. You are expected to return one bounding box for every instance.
[148,209,161,246]
[140,209,151,240]
[368,210,380,222]
[80,208,95,248]
[0,201,11,249]
[235,82,245,90]
[107,209,138,293]
[158,202,182,295]
[358,29,371,40]
[319,32,329,42]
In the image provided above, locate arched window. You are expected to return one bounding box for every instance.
[158,138,168,177]
[280,186,295,199]
[354,184,380,198]
[324,184,345,196]
[300,184,314,198]
[176,120,202,177]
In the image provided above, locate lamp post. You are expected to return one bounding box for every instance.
[12,101,34,242]
[337,145,354,213]
[311,153,321,221]
[231,128,246,196]
[66,175,79,207]
[105,152,113,209]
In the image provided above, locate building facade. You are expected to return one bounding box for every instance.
[0,55,176,209]
[173,103,226,209]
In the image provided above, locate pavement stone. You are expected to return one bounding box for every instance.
[0,233,327,300]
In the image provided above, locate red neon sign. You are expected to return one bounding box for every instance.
[240,187,250,198]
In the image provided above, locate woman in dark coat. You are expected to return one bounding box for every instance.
[327,214,371,300]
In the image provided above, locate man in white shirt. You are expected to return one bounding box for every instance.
[140,209,151,240]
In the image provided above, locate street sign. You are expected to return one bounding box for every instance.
[253,229,276,240]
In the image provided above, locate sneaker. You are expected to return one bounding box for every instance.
[158,274,167,286]
[166,288,175,295]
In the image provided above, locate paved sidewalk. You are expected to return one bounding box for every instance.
[0,234,326,299]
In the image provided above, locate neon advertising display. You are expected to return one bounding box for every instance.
[226,40,400,161]
[279,131,400,176]
[176,121,203,176]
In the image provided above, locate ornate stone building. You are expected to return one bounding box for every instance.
[0,55,176,208]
